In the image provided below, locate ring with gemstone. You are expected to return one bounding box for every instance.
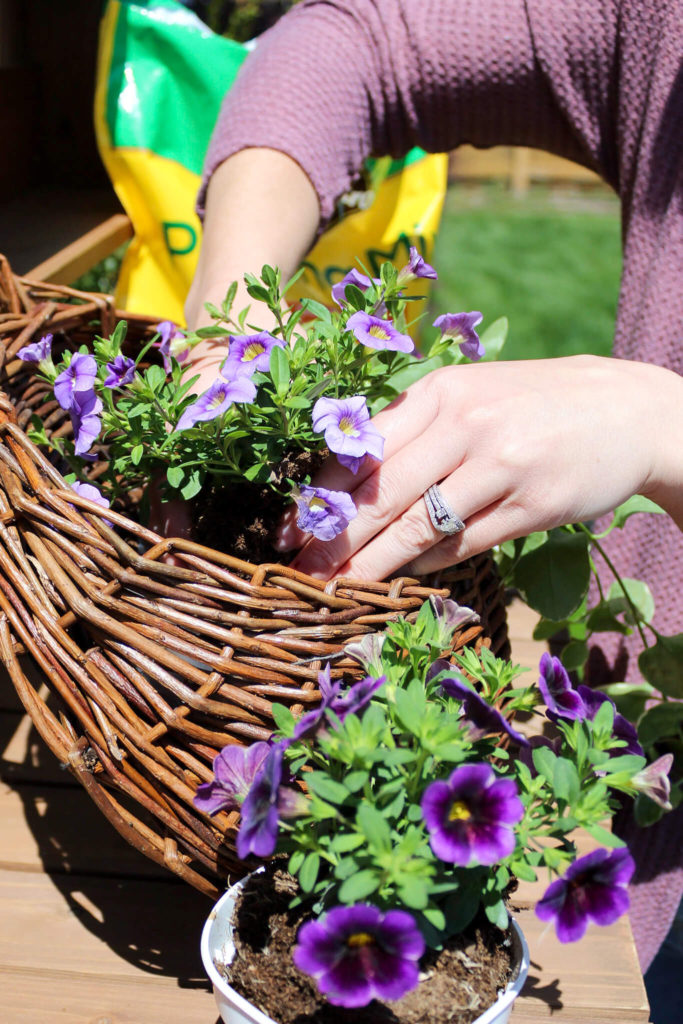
[424,484,466,535]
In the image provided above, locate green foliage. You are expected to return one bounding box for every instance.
[267,599,647,949]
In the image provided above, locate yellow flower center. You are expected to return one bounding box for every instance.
[209,392,226,409]
[347,932,375,948]
[309,496,329,510]
[338,416,358,436]
[243,342,265,361]
[448,800,471,821]
[368,326,390,341]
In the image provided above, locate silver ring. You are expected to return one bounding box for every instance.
[424,484,466,535]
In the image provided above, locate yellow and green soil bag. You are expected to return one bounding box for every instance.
[95,0,447,325]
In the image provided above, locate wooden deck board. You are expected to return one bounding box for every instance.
[0,601,650,1022]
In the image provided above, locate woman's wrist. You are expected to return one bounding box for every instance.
[638,363,683,528]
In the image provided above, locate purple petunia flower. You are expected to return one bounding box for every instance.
[294,484,357,541]
[346,311,415,353]
[630,754,673,810]
[535,847,635,942]
[236,743,285,859]
[397,246,438,285]
[70,480,109,509]
[312,395,384,467]
[221,332,284,378]
[293,903,425,1008]
[345,633,386,676]
[429,595,480,646]
[429,662,529,747]
[575,685,644,756]
[156,320,189,373]
[54,353,97,411]
[538,652,587,721]
[421,763,523,866]
[193,741,271,816]
[292,666,385,743]
[18,333,54,371]
[331,269,379,308]
[104,354,136,389]
[69,390,103,455]
[174,374,257,431]
[433,312,485,361]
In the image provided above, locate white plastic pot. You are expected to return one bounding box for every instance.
[201,874,530,1024]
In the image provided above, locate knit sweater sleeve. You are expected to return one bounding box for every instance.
[198,0,604,224]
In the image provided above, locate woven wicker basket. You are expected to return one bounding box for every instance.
[0,255,509,898]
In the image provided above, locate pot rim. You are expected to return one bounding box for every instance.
[201,870,530,1024]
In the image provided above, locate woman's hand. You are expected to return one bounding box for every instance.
[280,355,683,581]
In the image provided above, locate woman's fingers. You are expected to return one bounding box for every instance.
[290,413,472,578]
[331,460,511,581]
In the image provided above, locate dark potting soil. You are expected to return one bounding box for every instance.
[225,866,514,1024]
[192,449,324,563]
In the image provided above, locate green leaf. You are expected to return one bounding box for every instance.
[269,344,290,398]
[397,877,429,910]
[306,773,349,805]
[338,869,379,903]
[484,899,509,930]
[329,833,365,854]
[301,298,332,323]
[130,444,144,467]
[607,579,655,625]
[609,495,665,531]
[633,793,667,827]
[270,702,295,737]
[532,745,557,784]
[638,634,683,698]
[444,886,481,933]
[513,529,591,620]
[299,852,320,893]
[553,758,580,803]
[146,364,166,391]
[180,469,203,500]
[637,702,683,746]
[166,465,184,489]
[510,859,537,883]
[599,681,655,723]
[479,316,509,362]
[288,849,305,875]
[357,803,392,852]
[585,601,631,635]
[582,823,625,848]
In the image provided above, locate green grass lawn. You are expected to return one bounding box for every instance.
[427,184,622,361]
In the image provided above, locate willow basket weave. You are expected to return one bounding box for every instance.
[0,255,509,898]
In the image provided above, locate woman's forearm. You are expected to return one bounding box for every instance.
[184,148,319,389]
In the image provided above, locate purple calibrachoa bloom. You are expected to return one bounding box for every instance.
[433,312,485,360]
[221,332,284,378]
[575,685,644,756]
[18,333,54,372]
[236,743,285,859]
[630,753,673,810]
[430,662,530,747]
[70,480,109,511]
[293,666,385,742]
[193,741,271,816]
[156,320,189,373]
[293,903,425,1008]
[311,396,384,468]
[294,484,357,541]
[535,847,635,942]
[346,311,415,353]
[421,763,523,866]
[397,246,438,285]
[103,354,136,389]
[175,374,257,431]
[69,390,103,455]
[331,268,379,308]
[54,352,97,411]
[292,664,343,742]
[538,652,587,721]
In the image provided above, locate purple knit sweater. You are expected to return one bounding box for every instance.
[200,0,683,970]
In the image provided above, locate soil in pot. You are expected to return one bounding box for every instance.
[191,449,324,562]
[225,864,514,1024]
